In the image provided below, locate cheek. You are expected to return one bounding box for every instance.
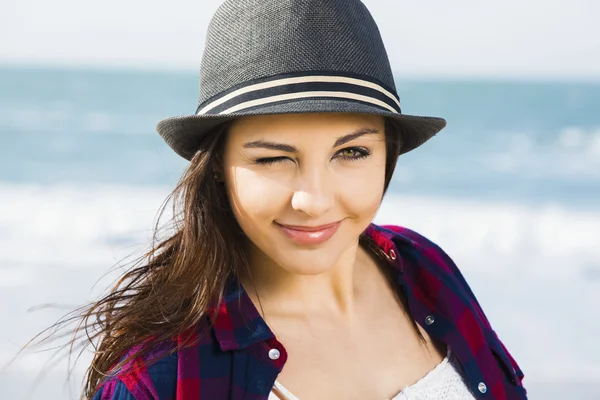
[225,166,289,226]
[335,160,386,217]
[340,186,383,218]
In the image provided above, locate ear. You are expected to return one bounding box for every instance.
[210,122,232,183]
[211,156,225,183]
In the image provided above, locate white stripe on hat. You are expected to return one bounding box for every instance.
[196,75,400,115]
[219,90,398,114]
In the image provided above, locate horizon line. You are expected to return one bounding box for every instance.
[1,60,600,84]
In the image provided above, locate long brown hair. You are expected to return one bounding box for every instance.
[26,117,411,398]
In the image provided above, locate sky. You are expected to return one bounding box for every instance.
[1,0,600,79]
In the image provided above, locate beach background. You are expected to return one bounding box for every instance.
[1,0,599,399]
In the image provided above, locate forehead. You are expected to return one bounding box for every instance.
[227,113,385,142]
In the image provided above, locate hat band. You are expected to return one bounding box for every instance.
[196,74,401,115]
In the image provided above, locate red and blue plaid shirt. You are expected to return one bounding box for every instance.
[93,223,527,399]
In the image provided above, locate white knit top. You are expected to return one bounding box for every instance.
[268,347,477,400]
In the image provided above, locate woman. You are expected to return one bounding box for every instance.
[85,0,527,399]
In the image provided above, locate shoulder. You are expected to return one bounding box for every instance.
[372,223,489,325]
[374,224,459,274]
[93,340,178,400]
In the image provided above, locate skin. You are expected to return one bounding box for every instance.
[221,113,445,400]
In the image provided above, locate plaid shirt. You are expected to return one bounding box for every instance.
[94,223,527,400]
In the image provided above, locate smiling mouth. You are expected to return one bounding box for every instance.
[275,221,342,246]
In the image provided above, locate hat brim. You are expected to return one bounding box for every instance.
[156,99,446,160]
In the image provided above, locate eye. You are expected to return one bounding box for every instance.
[254,156,291,166]
[335,146,371,161]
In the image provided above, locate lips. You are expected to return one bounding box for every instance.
[276,221,342,246]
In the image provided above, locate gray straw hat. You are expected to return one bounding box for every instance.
[156,0,446,160]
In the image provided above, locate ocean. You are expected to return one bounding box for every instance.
[0,65,599,399]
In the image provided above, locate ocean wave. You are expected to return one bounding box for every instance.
[377,194,600,278]
[481,125,600,179]
[1,184,597,275]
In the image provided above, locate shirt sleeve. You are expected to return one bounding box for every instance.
[93,380,137,400]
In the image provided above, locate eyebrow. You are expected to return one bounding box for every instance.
[242,127,381,152]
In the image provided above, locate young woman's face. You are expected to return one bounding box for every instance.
[222,113,387,275]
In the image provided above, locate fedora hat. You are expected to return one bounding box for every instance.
[156,0,446,160]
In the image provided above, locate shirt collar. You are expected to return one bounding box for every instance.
[208,278,276,351]
[210,223,410,351]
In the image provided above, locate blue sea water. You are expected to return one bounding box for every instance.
[1,65,599,207]
[0,65,599,399]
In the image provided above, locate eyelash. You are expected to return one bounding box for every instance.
[255,146,372,165]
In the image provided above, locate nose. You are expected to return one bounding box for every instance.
[290,168,334,218]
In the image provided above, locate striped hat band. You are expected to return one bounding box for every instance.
[196,73,402,116]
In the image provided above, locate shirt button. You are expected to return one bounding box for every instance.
[425,315,435,325]
[389,249,397,260]
[268,348,281,360]
[478,382,487,393]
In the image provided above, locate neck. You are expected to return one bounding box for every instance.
[242,240,373,319]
